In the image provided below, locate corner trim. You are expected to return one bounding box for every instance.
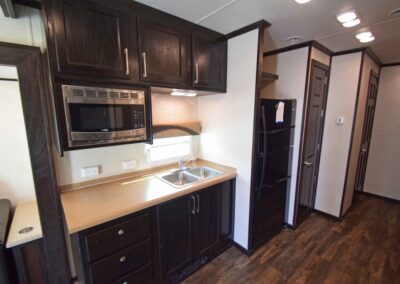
[312,209,342,221]
[358,191,400,204]
[232,241,253,256]
[382,62,400,68]
[225,20,271,40]
[263,40,332,57]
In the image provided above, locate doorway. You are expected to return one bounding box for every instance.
[296,60,329,226]
[354,70,379,192]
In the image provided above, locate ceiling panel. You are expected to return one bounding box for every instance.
[135,0,400,63]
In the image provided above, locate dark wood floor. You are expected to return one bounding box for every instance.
[183,193,400,284]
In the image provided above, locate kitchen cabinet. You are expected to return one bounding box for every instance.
[73,209,158,284]
[138,17,189,86]
[158,180,234,282]
[192,36,227,92]
[50,0,131,79]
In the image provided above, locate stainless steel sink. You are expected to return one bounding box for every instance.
[158,171,200,188]
[185,167,223,179]
[157,166,223,188]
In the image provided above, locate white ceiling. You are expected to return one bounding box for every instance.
[135,0,400,64]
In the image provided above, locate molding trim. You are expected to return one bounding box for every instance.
[382,62,400,68]
[225,20,271,40]
[263,40,332,57]
[313,209,342,221]
[232,241,253,256]
[358,191,400,204]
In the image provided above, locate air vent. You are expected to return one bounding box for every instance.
[97,91,108,98]
[85,90,96,97]
[120,93,130,99]
[109,92,119,98]
[130,93,138,99]
[389,8,400,17]
[72,89,84,96]
[286,35,303,45]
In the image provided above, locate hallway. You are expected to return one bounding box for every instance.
[184,194,400,284]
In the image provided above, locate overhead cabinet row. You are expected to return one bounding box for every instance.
[48,0,227,92]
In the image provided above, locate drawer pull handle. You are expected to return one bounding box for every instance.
[120,256,126,263]
[118,229,124,236]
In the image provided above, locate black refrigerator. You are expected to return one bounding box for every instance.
[251,99,296,249]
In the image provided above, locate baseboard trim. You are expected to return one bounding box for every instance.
[284,223,296,230]
[232,241,253,256]
[313,209,342,221]
[358,191,400,204]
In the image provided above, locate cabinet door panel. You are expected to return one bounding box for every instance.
[53,0,128,78]
[158,195,193,278]
[192,36,227,91]
[138,18,189,86]
[194,186,220,257]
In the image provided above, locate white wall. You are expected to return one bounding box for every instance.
[198,29,259,249]
[315,52,362,217]
[261,47,309,225]
[342,54,380,214]
[0,67,36,206]
[364,66,400,201]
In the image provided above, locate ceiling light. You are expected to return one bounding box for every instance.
[294,0,311,4]
[286,36,303,45]
[170,91,197,97]
[337,10,357,23]
[342,18,360,28]
[356,31,375,43]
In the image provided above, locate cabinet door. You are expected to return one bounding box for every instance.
[193,186,220,258]
[158,195,194,279]
[138,17,189,86]
[52,0,129,78]
[192,36,227,91]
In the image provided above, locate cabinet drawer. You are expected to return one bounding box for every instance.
[90,240,151,284]
[85,213,150,262]
[110,263,153,284]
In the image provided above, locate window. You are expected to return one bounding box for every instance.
[146,136,193,162]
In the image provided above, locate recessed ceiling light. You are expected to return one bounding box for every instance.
[342,18,361,28]
[356,31,375,43]
[286,36,303,45]
[294,0,311,4]
[337,10,357,23]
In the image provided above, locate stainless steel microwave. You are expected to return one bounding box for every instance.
[62,85,148,148]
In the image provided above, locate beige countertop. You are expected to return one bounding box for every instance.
[6,201,42,248]
[6,160,236,248]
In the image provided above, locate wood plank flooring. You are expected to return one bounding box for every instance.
[183,193,400,284]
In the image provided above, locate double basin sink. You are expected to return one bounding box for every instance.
[157,167,223,188]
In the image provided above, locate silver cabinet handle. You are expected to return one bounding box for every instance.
[194,62,199,84]
[120,256,126,263]
[195,194,200,214]
[118,229,124,236]
[142,52,147,78]
[124,48,129,75]
[191,195,196,215]
[304,161,313,167]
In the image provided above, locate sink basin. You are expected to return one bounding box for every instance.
[159,171,200,188]
[185,167,223,179]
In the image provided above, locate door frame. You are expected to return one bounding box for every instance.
[0,42,71,283]
[294,59,331,227]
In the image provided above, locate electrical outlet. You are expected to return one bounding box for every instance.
[336,116,345,124]
[122,160,137,170]
[81,166,100,178]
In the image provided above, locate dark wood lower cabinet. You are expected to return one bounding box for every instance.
[70,179,235,284]
[158,180,235,283]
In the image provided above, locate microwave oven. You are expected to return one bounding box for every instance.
[62,85,149,148]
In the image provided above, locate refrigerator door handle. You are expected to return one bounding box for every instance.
[257,106,268,199]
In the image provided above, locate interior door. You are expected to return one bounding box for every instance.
[354,71,379,191]
[138,17,189,86]
[297,60,329,226]
[157,195,194,279]
[193,186,220,258]
[52,0,129,78]
[192,35,227,91]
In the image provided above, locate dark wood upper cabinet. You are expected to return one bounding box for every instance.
[137,17,189,86]
[51,0,130,79]
[192,35,227,92]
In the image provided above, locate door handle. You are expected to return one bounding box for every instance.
[142,52,147,78]
[304,161,313,167]
[194,62,199,84]
[124,48,129,75]
[191,195,196,215]
[195,194,200,214]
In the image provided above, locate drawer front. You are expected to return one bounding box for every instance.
[85,213,150,262]
[110,264,153,284]
[90,240,151,284]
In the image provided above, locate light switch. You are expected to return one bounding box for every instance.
[336,116,345,124]
[122,160,137,170]
[81,166,100,178]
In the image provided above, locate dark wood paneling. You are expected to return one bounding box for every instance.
[192,35,227,91]
[0,41,71,283]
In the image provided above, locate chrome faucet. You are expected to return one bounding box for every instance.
[177,158,196,171]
